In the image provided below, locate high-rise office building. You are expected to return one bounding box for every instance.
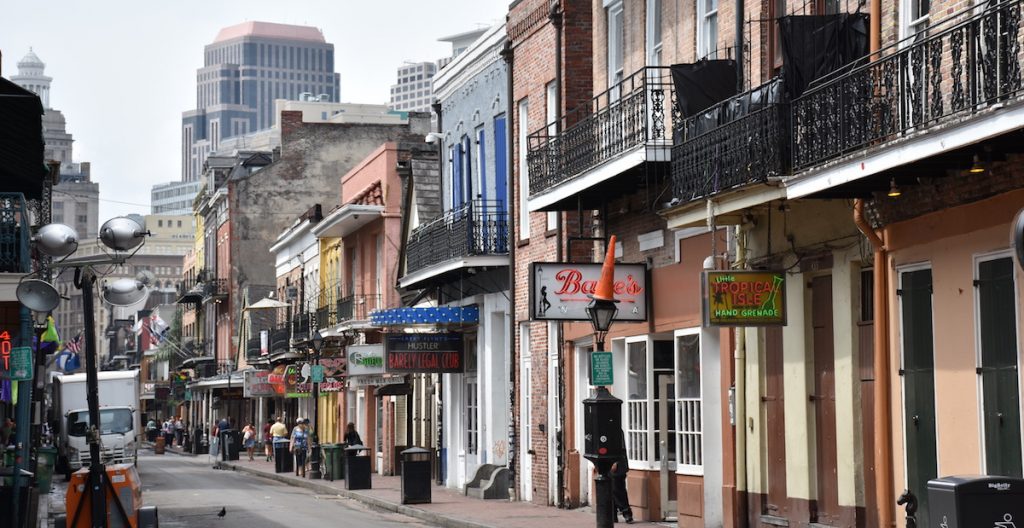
[388,61,437,112]
[181,21,341,181]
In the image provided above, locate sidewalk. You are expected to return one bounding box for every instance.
[215,456,658,528]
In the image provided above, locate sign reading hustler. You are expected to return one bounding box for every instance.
[530,262,648,322]
[703,271,787,326]
[385,333,464,373]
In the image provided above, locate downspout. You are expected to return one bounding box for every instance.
[551,1,567,509]
[854,199,893,528]
[735,0,744,91]
[501,37,518,501]
[734,222,749,518]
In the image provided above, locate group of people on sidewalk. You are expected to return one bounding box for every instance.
[145,416,186,447]
[236,416,363,478]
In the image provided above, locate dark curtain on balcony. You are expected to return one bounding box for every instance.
[0,78,46,200]
[671,60,738,117]
[779,14,870,99]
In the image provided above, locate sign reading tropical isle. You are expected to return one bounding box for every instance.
[703,271,787,326]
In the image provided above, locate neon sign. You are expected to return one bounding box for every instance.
[703,271,787,326]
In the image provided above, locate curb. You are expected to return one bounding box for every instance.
[217,461,493,528]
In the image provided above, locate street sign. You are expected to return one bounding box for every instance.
[311,365,325,383]
[590,351,613,386]
[0,346,33,381]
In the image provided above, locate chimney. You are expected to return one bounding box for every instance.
[280,110,303,141]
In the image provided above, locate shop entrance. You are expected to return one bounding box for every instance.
[810,275,839,525]
[656,372,677,520]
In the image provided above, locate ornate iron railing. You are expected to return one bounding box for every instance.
[527,67,679,197]
[337,293,381,322]
[792,0,1024,170]
[671,81,790,204]
[292,313,312,340]
[0,193,31,274]
[405,200,509,277]
[316,304,336,329]
[203,278,228,299]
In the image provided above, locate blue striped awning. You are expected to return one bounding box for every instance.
[370,306,479,326]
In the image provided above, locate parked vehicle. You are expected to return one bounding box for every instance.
[52,370,141,478]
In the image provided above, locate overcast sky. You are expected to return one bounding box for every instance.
[0,1,507,220]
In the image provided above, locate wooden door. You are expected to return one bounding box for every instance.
[811,275,839,524]
[899,268,937,528]
[977,257,1022,477]
[763,326,788,516]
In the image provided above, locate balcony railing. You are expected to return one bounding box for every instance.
[203,278,228,300]
[292,313,312,340]
[405,200,508,276]
[792,0,1024,170]
[527,66,678,197]
[245,327,290,359]
[0,193,31,274]
[671,79,789,203]
[336,293,381,322]
[316,304,336,329]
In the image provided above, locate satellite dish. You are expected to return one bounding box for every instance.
[136,269,156,287]
[102,278,148,307]
[16,279,61,313]
[32,223,79,258]
[1013,207,1024,271]
[99,216,147,252]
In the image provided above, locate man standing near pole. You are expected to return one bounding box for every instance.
[610,428,633,524]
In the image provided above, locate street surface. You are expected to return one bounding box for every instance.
[136,453,433,528]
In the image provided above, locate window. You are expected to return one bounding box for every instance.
[646,0,663,66]
[607,1,625,97]
[466,377,479,455]
[76,215,88,224]
[517,99,530,239]
[698,0,719,59]
[902,0,930,39]
[675,330,703,474]
[626,339,649,463]
[158,219,163,227]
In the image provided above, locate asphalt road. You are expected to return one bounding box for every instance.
[136,453,432,528]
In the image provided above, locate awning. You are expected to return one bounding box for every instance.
[369,306,479,326]
[311,204,384,239]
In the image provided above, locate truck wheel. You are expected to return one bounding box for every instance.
[138,505,158,528]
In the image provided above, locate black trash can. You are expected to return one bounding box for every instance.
[191,428,203,454]
[400,447,432,504]
[274,440,293,473]
[344,444,372,490]
[220,430,241,461]
[0,468,36,528]
[928,475,1024,527]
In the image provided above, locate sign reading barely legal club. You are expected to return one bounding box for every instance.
[703,271,787,326]
[385,333,463,373]
[530,262,648,321]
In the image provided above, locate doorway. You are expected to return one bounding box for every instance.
[654,338,678,520]
[810,275,839,524]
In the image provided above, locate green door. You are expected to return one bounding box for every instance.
[900,268,937,528]
[977,257,1022,477]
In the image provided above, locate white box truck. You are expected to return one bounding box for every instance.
[53,369,141,477]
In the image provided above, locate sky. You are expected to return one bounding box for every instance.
[0,1,508,220]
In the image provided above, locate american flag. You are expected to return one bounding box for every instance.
[65,332,83,355]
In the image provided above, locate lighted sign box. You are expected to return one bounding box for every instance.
[703,271,787,327]
[347,344,385,377]
[530,262,648,322]
[385,333,464,374]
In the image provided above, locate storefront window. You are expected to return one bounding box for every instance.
[626,340,649,463]
[675,331,703,474]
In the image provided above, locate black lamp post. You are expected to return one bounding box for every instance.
[308,330,324,479]
[585,298,618,352]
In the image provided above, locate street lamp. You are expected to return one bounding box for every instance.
[18,216,150,528]
[308,329,324,479]
[582,235,622,528]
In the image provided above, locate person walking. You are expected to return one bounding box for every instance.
[270,416,288,465]
[242,422,256,461]
[290,418,309,477]
[173,416,184,447]
[262,419,274,462]
[343,422,362,446]
[610,429,634,524]
[162,419,174,448]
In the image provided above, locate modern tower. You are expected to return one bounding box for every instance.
[180,21,342,182]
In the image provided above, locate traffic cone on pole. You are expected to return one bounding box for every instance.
[593,235,617,302]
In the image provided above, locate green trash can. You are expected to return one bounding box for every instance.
[322,443,345,481]
[35,446,57,494]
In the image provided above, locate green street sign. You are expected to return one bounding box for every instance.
[1,346,33,381]
[311,365,325,383]
[590,351,613,386]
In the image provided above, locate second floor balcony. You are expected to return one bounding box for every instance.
[336,293,381,324]
[527,66,677,211]
[203,278,228,303]
[245,327,289,361]
[0,193,31,275]
[401,200,508,289]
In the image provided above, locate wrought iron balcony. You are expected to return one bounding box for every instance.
[336,293,381,323]
[203,278,228,301]
[245,328,288,360]
[292,313,312,341]
[0,193,31,274]
[176,278,204,304]
[316,304,336,329]
[527,66,678,199]
[792,0,1024,171]
[405,200,508,277]
[671,79,789,204]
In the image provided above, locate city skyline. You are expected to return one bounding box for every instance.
[0,1,505,220]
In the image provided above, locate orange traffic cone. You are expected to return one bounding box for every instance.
[592,235,618,302]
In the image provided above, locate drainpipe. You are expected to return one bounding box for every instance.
[732,222,749,522]
[854,199,893,528]
[735,0,744,91]
[550,0,567,510]
[501,37,518,502]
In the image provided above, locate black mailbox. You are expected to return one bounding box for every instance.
[582,386,624,475]
[928,475,1024,527]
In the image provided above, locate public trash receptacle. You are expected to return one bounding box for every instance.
[35,446,57,494]
[928,475,1024,527]
[274,440,293,473]
[191,428,203,454]
[400,447,432,504]
[344,444,371,490]
[220,430,240,461]
[322,444,346,481]
[0,468,34,528]
[154,436,165,455]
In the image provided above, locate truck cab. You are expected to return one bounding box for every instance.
[64,406,139,471]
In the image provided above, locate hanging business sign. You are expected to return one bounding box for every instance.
[530,262,648,322]
[268,364,311,398]
[703,271,787,326]
[244,370,275,398]
[385,333,464,373]
[318,356,346,392]
[347,344,385,377]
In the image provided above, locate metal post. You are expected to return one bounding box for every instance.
[80,269,107,528]
[594,473,615,528]
[309,344,322,479]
